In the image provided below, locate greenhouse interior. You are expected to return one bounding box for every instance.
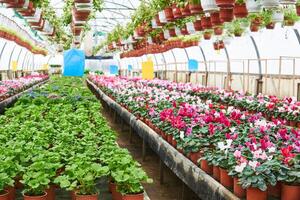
[0,0,300,200]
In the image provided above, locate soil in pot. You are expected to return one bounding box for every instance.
[122,192,144,200]
[0,190,9,200]
[23,192,48,200]
[233,177,246,198]
[246,187,267,200]
[266,22,275,29]
[220,168,233,188]
[213,166,220,181]
[281,183,300,200]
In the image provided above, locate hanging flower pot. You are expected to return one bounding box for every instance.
[180,3,192,16]
[213,166,220,181]
[215,0,235,8]
[219,7,234,22]
[266,22,275,29]
[23,192,48,200]
[6,0,25,8]
[246,187,267,200]
[220,168,233,188]
[261,0,280,8]
[201,16,213,29]
[210,11,222,26]
[250,22,260,32]
[122,192,144,200]
[193,20,203,31]
[164,7,174,22]
[172,4,182,19]
[202,0,219,13]
[234,3,248,18]
[180,25,189,35]
[200,159,213,174]
[155,14,163,26]
[267,182,281,198]
[297,5,300,16]
[169,28,176,37]
[189,3,203,14]
[204,31,212,40]
[233,177,246,198]
[281,183,300,200]
[214,26,223,35]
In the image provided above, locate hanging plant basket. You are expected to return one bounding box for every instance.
[155,14,164,26]
[214,26,223,35]
[180,25,189,35]
[180,3,192,16]
[250,22,260,32]
[233,3,248,18]
[168,28,176,37]
[164,7,175,22]
[261,0,280,8]
[193,20,203,31]
[201,16,213,29]
[216,0,235,8]
[266,22,275,29]
[219,7,234,22]
[210,11,222,26]
[6,0,25,8]
[204,31,212,40]
[73,8,90,21]
[172,4,183,19]
[189,3,203,14]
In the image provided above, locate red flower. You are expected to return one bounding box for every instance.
[281,146,295,165]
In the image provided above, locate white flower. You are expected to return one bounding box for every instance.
[227,106,234,113]
[268,147,276,153]
[249,161,258,170]
[230,127,236,133]
[180,131,185,139]
[235,162,247,173]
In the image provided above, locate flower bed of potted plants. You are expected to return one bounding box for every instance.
[88,75,300,200]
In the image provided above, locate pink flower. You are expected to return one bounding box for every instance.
[234,150,241,158]
[186,127,192,136]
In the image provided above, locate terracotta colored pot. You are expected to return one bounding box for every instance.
[111,182,122,200]
[210,12,222,26]
[246,187,267,200]
[155,14,163,26]
[216,0,235,8]
[233,177,245,198]
[193,20,202,31]
[219,7,234,22]
[172,4,182,19]
[250,23,259,32]
[171,137,177,147]
[297,122,300,128]
[75,193,98,200]
[189,151,202,164]
[203,32,212,40]
[214,26,223,35]
[46,185,55,200]
[0,190,9,200]
[180,25,189,35]
[266,22,275,29]
[23,192,48,200]
[167,134,173,144]
[6,186,15,200]
[233,3,248,18]
[220,168,233,188]
[281,183,300,200]
[189,3,202,14]
[268,182,281,198]
[164,7,174,22]
[201,16,212,29]
[297,6,300,16]
[180,4,191,16]
[122,193,144,200]
[201,160,212,174]
[169,28,176,37]
[213,166,220,181]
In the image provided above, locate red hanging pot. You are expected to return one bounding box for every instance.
[180,3,191,16]
[210,12,222,26]
[189,3,203,14]
[180,25,189,35]
[201,16,212,29]
[203,32,212,40]
[172,4,182,19]
[214,26,223,35]
[266,22,275,29]
[164,7,174,22]
[233,3,248,18]
[297,6,300,16]
[246,187,267,200]
[155,14,163,26]
[250,22,259,32]
[169,28,176,37]
[216,0,235,8]
[233,177,246,198]
[193,20,203,31]
[219,7,234,22]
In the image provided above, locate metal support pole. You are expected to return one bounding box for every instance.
[22,52,29,70]
[7,44,17,79]
[249,36,262,83]
[199,46,208,86]
[224,47,231,90]
[170,49,178,82]
[0,42,7,61]
[161,53,167,80]
[293,29,300,46]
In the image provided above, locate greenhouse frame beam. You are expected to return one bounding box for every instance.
[183,48,190,60]
[104,1,135,10]
[249,36,262,80]
[0,41,7,62]
[199,46,208,86]
[22,52,29,70]
[224,47,231,90]
[16,48,24,64]
[8,44,17,71]
[293,29,300,46]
